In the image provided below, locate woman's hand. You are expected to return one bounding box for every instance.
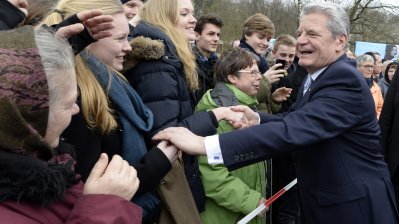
[230,105,260,128]
[257,197,269,217]
[211,106,246,123]
[78,10,114,40]
[55,9,114,40]
[84,154,139,201]
[157,140,178,163]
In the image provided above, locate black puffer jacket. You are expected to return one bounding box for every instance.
[124,22,218,212]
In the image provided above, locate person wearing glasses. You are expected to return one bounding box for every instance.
[153,3,398,223]
[356,54,384,119]
[238,13,291,115]
[123,0,249,222]
[195,48,267,224]
[237,14,291,223]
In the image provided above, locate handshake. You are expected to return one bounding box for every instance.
[152,105,260,155]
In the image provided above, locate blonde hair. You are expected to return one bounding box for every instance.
[273,34,296,52]
[43,0,123,134]
[139,0,198,91]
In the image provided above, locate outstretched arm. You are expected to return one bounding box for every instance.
[153,127,207,156]
[54,9,114,54]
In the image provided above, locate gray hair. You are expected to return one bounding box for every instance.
[356,54,374,66]
[301,2,349,48]
[34,28,75,104]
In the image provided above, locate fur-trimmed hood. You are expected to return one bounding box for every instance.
[123,22,182,72]
[122,36,165,72]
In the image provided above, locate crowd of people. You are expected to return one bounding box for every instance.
[1,0,399,224]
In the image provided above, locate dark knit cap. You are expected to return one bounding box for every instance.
[0,26,52,160]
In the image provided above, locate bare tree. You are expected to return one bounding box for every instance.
[193,0,399,53]
[344,0,399,44]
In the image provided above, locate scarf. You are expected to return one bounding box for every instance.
[81,53,159,219]
[0,143,78,205]
[192,45,218,65]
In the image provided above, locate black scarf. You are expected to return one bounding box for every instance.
[0,143,78,206]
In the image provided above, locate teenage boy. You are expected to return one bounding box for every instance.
[192,13,224,104]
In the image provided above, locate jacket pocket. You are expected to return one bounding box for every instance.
[313,181,367,206]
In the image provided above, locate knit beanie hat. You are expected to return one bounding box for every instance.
[0,26,52,160]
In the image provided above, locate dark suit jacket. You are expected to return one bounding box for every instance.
[219,55,398,224]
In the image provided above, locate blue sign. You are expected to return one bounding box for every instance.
[354,41,399,62]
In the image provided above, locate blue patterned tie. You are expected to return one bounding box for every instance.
[303,74,313,95]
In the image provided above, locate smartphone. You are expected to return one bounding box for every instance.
[275,59,286,70]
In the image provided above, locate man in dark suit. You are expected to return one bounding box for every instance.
[154,2,398,224]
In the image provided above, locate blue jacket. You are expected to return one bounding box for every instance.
[218,55,398,224]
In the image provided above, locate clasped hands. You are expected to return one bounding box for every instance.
[211,105,260,129]
[152,105,259,156]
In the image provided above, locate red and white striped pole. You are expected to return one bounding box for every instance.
[237,178,298,224]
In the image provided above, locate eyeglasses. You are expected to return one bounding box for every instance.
[360,65,374,70]
[238,70,261,77]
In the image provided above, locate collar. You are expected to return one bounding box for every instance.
[308,67,327,81]
[225,83,259,108]
[192,45,218,63]
[239,40,258,56]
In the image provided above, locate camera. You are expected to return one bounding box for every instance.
[275,59,288,76]
[275,59,286,70]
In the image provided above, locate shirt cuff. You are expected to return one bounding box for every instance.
[205,135,224,164]
[255,113,261,125]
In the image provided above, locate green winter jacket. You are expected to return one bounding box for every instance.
[196,83,267,224]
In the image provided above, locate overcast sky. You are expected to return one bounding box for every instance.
[313,0,399,6]
[381,0,399,5]
[313,0,399,8]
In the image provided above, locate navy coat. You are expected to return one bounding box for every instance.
[218,55,398,224]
